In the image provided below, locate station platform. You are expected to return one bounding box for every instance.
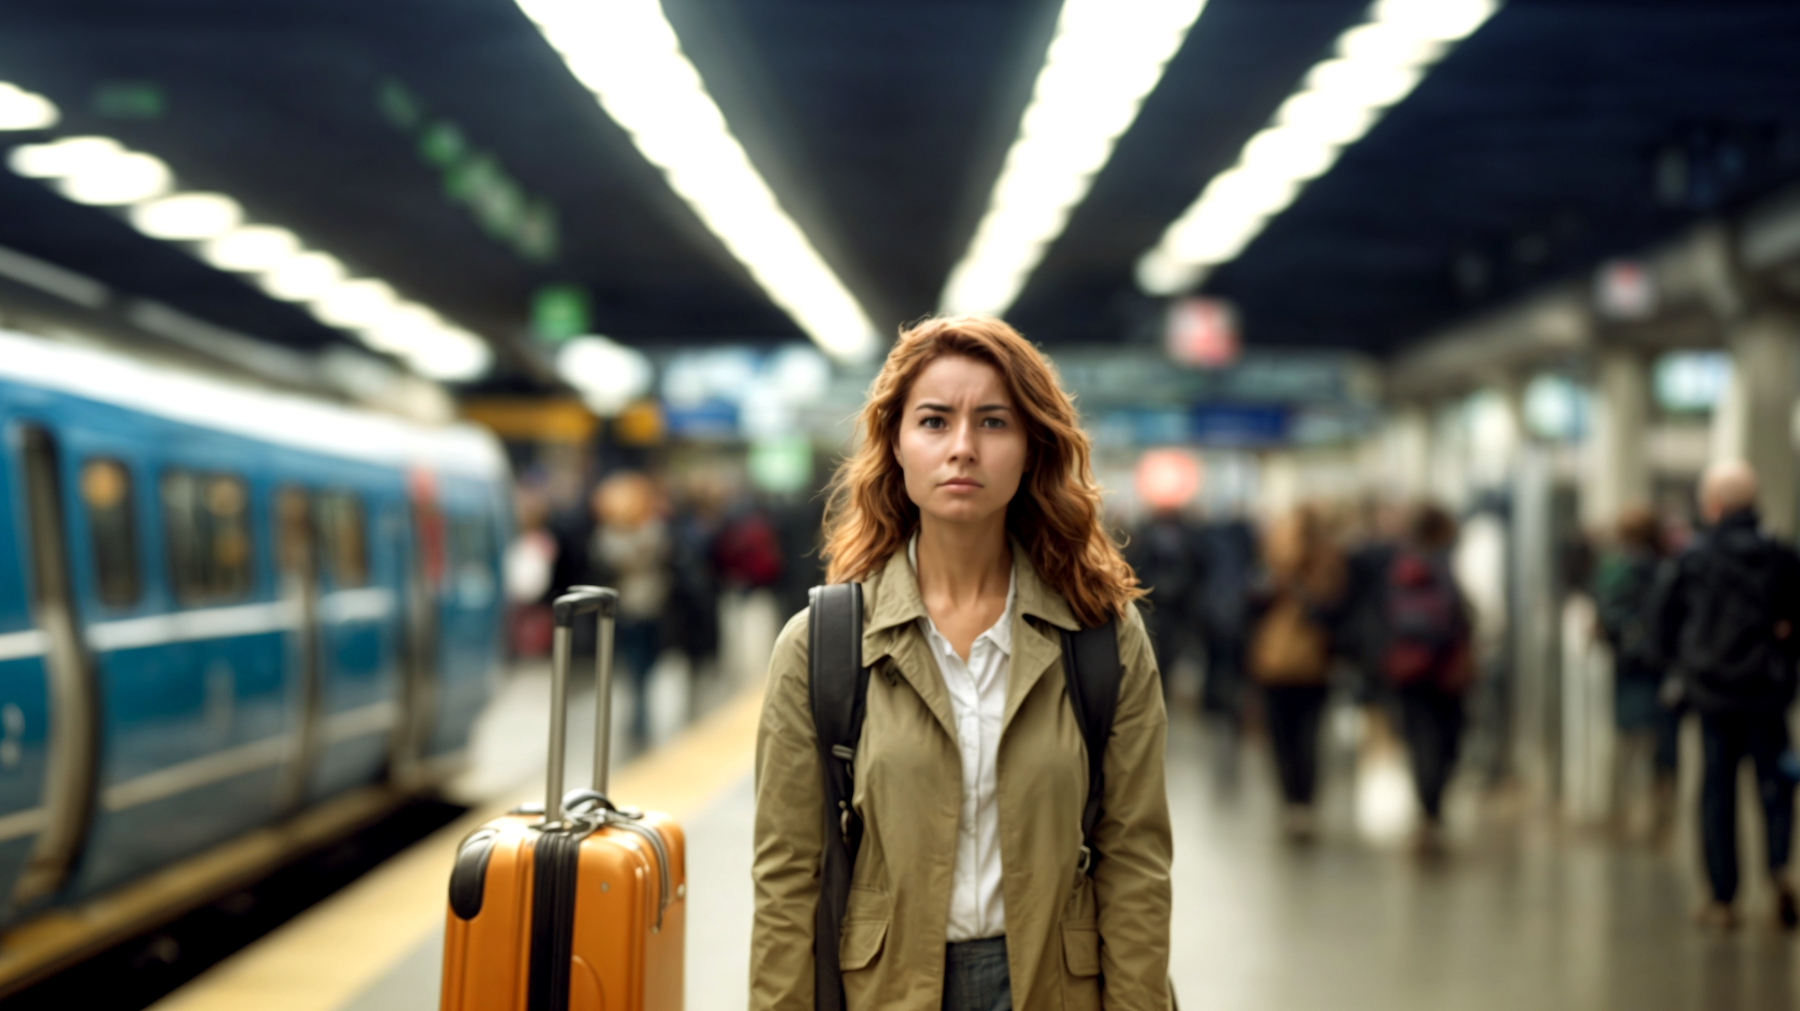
[144,680,1799,1011]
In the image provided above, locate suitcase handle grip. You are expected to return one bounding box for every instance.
[553,585,617,626]
[547,586,619,826]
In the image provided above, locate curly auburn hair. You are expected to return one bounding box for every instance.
[820,315,1142,626]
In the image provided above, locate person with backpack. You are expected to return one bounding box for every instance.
[1648,459,1800,931]
[750,316,1171,1011]
[1381,503,1474,854]
[1591,506,1677,841]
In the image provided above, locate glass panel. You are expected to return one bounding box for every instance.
[163,470,252,604]
[80,459,138,607]
[274,487,311,578]
[317,492,367,588]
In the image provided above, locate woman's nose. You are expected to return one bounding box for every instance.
[948,420,978,460]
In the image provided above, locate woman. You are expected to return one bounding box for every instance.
[1592,506,1677,841]
[751,316,1172,1011]
[1247,504,1345,842]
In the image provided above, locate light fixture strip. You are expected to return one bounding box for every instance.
[1137,0,1500,296]
[939,0,1210,317]
[1,83,492,382]
[514,0,875,360]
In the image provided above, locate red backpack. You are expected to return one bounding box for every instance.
[1382,550,1466,687]
[714,512,784,589]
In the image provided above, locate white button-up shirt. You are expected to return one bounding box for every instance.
[910,538,1015,942]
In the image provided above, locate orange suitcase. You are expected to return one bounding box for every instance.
[441,586,686,1011]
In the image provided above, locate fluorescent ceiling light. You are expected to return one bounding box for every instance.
[1138,0,1499,296]
[58,151,172,206]
[939,0,1209,316]
[0,82,58,130]
[9,136,124,179]
[202,225,301,272]
[557,334,653,416]
[7,128,493,384]
[405,328,493,382]
[131,192,243,240]
[513,0,875,361]
[310,279,400,329]
[259,251,347,302]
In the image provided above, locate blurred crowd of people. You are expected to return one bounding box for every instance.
[1127,456,1799,931]
[1128,497,1475,854]
[503,466,824,748]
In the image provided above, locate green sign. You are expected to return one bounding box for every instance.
[376,75,559,263]
[93,82,165,120]
[532,284,591,343]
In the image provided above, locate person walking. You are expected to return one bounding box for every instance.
[592,470,672,749]
[1649,459,1800,931]
[751,316,1172,1011]
[1126,502,1205,698]
[1382,504,1474,854]
[1198,514,1257,784]
[1248,505,1346,843]
[1592,505,1678,841]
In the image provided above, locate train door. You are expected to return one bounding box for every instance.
[70,457,288,896]
[390,473,442,786]
[272,488,322,812]
[0,425,98,919]
[309,488,399,798]
[430,500,500,758]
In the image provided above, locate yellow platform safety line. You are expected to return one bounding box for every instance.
[150,684,766,1011]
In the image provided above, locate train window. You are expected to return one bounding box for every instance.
[163,470,252,604]
[449,515,493,573]
[80,459,139,607]
[273,488,311,578]
[317,492,367,588]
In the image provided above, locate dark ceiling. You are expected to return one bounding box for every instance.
[0,0,1797,384]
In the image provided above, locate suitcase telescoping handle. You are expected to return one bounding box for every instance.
[548,585,618,828]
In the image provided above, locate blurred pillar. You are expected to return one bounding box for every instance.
[1387,404,1433,502]
[1713,311,1800,537]
[1428,400,1470,511]
[1466,381,1522,493]
[1581,348,1651,535]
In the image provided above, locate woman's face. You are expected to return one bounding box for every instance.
[895,355,1027,530]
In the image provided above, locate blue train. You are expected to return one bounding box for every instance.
[0,328,508,965]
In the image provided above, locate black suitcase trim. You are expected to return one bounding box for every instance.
[448,829,500,920]
[527,829,585,1011]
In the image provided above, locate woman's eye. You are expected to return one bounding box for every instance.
[921,416,945,429]
[981,417,1006,429]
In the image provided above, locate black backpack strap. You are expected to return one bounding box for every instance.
[807,583,865,1011]
[1061,617,1121,875]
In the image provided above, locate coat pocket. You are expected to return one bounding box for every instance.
[1061,925,1100,978]
[839,917,889,971]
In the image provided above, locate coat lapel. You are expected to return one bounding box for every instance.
[1004,541,1079,734]
[859,549,956,740]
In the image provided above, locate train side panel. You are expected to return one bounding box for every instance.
[425,475,504,762]
[61,405,293,897]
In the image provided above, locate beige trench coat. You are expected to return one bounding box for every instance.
[751,544,1173,1010]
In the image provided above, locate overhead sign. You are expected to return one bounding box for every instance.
[1165,297,1239,368]
[1595,259,1656,320]
[532,284,591,343]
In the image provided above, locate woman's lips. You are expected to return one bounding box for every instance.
[940,478,982,489]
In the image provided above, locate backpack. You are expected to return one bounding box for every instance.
[1594,553,1660,670]
[1381,550,1463,687]
[714,511,784,588]
[805,583,1119,1011]
[1682,533,1784,699]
